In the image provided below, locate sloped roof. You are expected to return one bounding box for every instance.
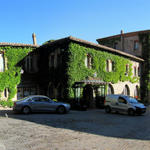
[97,29,150,41]
[41,36,144,62]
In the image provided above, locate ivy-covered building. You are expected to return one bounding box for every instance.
[19,36,143,108]
[97,30,150,102]
[0,42,38,101]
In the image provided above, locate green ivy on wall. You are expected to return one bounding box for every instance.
[139,33,150,101]
[0,47,32,101]
[66,43,139,98]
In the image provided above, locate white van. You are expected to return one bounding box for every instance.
[104,94,146,115]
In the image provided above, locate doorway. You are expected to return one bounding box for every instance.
[83,84,94,108]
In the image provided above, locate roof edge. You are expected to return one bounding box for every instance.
[68,36,144,62]
[96,29,150,41]
[39,36,144,62]
[0,42,39,48]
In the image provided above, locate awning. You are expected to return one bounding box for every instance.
[75,79,107,85]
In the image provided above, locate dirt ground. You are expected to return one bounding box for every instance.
[0,107,150,150]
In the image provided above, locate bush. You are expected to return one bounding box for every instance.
[0,100,14,108]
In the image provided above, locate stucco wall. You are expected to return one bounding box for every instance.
[111,81,140,97]
[123,36,142,57]
[108,59,140,97]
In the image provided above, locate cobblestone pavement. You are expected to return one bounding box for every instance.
[0,107,150,150]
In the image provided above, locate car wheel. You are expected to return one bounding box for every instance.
[128,109,135,116]
[105,106,111,113]
[22,106,31,114]
[57,106,66,114]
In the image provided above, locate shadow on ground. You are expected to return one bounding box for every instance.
[0,108,150,141]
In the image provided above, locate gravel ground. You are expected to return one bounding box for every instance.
[0,107,150,150]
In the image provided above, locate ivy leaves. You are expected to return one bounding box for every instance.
[0,47,32,100]
[67,43,139,98]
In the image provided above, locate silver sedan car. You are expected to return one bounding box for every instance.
[13,95,71,114]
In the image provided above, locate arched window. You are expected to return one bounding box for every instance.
[0,54,4,72]
[107,84,114,95]
[124,85,130,96]
[134,85,139,98]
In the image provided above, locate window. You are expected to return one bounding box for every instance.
[0,54,4,72]
[85,54,92,69]
[32,97,50,102]
[32,97,41,102]
[134,41,139,51]
[138,66,140,76]
[114,42,118,49]
[125,64,129,75]
[4,89,7,97]
[25,56,33,73]
[134,66,137,77]
[112,61,115,71]
[118,97,127,104]
[106,60,109,72]
[124,85,130,96]
[106,59,114,72]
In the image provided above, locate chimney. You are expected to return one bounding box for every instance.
[32,33,37,45]
[120,30,124,51]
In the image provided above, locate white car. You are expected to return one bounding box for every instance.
[104,94,146,115]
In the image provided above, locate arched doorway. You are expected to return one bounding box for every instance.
[107,84,114,95]
[124,85,130,96]
[83,84,94,108]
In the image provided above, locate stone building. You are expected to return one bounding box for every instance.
[18,36,143,107]
[97,30,150,102]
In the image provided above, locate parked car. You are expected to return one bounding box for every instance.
[13,95,71,114]
[104,94,146,115]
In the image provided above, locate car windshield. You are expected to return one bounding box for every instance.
[126,97,138,104]
[18,96,29,101]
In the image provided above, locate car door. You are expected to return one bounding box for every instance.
[40,97,57,112]
[117,97,128,112]
[30,97,48,112]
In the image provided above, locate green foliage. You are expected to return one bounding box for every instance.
[0,47,32,101]
[66,43,139,98]
[0,100,14,108]
[139,33,150,100]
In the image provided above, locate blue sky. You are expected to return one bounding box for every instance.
[0,0,150,45]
